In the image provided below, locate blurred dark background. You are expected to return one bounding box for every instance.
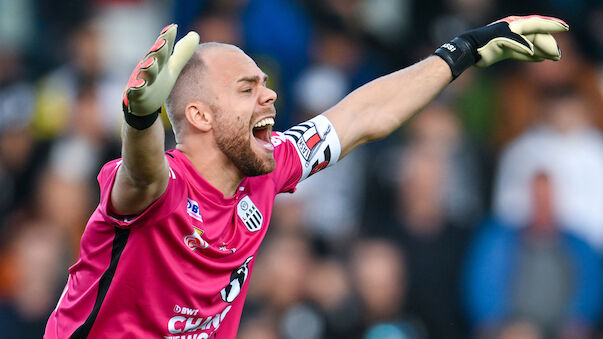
[0,0,602,338]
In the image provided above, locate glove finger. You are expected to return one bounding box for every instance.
[476,35,534,67]
[149,24,177,72]
[168,31,200,75]
[138,56,160,85]
[525,33,562,60]
[479,35,535,56]
[125,86,147,113]
[506,15,569,35]
[160,24,177,53]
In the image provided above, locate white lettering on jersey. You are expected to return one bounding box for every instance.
[166,306,231,335]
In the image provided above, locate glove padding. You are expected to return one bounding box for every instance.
[434,15,569,79]
[123,24,200,116]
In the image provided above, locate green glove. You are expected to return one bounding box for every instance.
[434,15,569,79]
[122,24,200,128]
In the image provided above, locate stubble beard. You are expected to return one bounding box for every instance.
[214,115,275,177]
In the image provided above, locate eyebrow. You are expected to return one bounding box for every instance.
[237,74,268,85]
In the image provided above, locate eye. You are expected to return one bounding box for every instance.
[241,88,252,93]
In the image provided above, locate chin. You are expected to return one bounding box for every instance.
[250,156,276,177]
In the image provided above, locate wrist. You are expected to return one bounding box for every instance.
[433,36,478,80]
[123,103,161,130]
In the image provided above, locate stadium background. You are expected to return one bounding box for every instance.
[0,0,602,338]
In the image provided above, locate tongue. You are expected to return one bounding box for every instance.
[255,137,274,151]
[253,127,274,151]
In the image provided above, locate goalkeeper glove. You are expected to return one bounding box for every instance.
[434,15,569,80]
[122,24,200,129]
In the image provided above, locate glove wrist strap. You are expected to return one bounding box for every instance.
[123,103,161,130]
[433,37,478,80]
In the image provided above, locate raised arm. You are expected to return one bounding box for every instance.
[111,25,199,215]
[324,15,569,158]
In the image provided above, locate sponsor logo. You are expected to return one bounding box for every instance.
[220,256,253,303]
[187,198,203,222]
[237,196,263,232]
[442,43,456,52]
[183,227,209,251]
[165,305,232,338]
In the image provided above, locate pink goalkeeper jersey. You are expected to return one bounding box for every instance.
[44,115,340,339]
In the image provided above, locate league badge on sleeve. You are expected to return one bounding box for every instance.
[284,115,341,181]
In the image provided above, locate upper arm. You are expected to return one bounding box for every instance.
[110,157,170,216]
[324,56,452,158]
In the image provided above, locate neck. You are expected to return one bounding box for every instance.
[176,143,244,198]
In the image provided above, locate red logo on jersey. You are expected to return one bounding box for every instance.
[183,227,209,251]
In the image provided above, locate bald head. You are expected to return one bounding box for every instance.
[165,42,243,141]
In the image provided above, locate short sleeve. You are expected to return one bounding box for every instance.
[269,115,342,194]
[96,156,185,227]
[269,132,304,194]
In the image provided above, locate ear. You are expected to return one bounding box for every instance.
[184,101,213,132]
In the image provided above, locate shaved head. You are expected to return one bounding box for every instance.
[165,42,242,141]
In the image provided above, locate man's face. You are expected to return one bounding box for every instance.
[205,48,277,177]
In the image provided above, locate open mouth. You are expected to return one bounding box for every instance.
[252,117,275,152]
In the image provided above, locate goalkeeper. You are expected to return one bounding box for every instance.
[45,16,568,338]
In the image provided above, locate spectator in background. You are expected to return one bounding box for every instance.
[493,80,603,251]
[0,218,65,338]
[361,102,481,339]
[465,172,602,339]
[32,18,122,140]
[277,27,372,246]
[350,238,425,339]
[243,231,321,339]
[491,33,603,150]
[0,50,38,228]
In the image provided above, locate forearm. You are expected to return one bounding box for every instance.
[111,118,168,215]
[120,118,168,186]
[325,56,451,156]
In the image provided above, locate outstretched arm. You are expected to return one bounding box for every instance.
[111,25,199,215]
[324,56,450,157]
[325,15,568,158]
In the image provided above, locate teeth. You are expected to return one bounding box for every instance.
[253,117,275,128]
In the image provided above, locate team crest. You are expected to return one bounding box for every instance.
[183,227,209,251]
[237,196,263,232]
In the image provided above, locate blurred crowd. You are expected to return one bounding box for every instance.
[0,0,602,338]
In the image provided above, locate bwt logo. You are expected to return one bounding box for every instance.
[173,305,199,316]
[167,306,232,335]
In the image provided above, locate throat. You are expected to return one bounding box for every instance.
[176,146,244,198]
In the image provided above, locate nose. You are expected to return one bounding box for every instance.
[260,86,277,106]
